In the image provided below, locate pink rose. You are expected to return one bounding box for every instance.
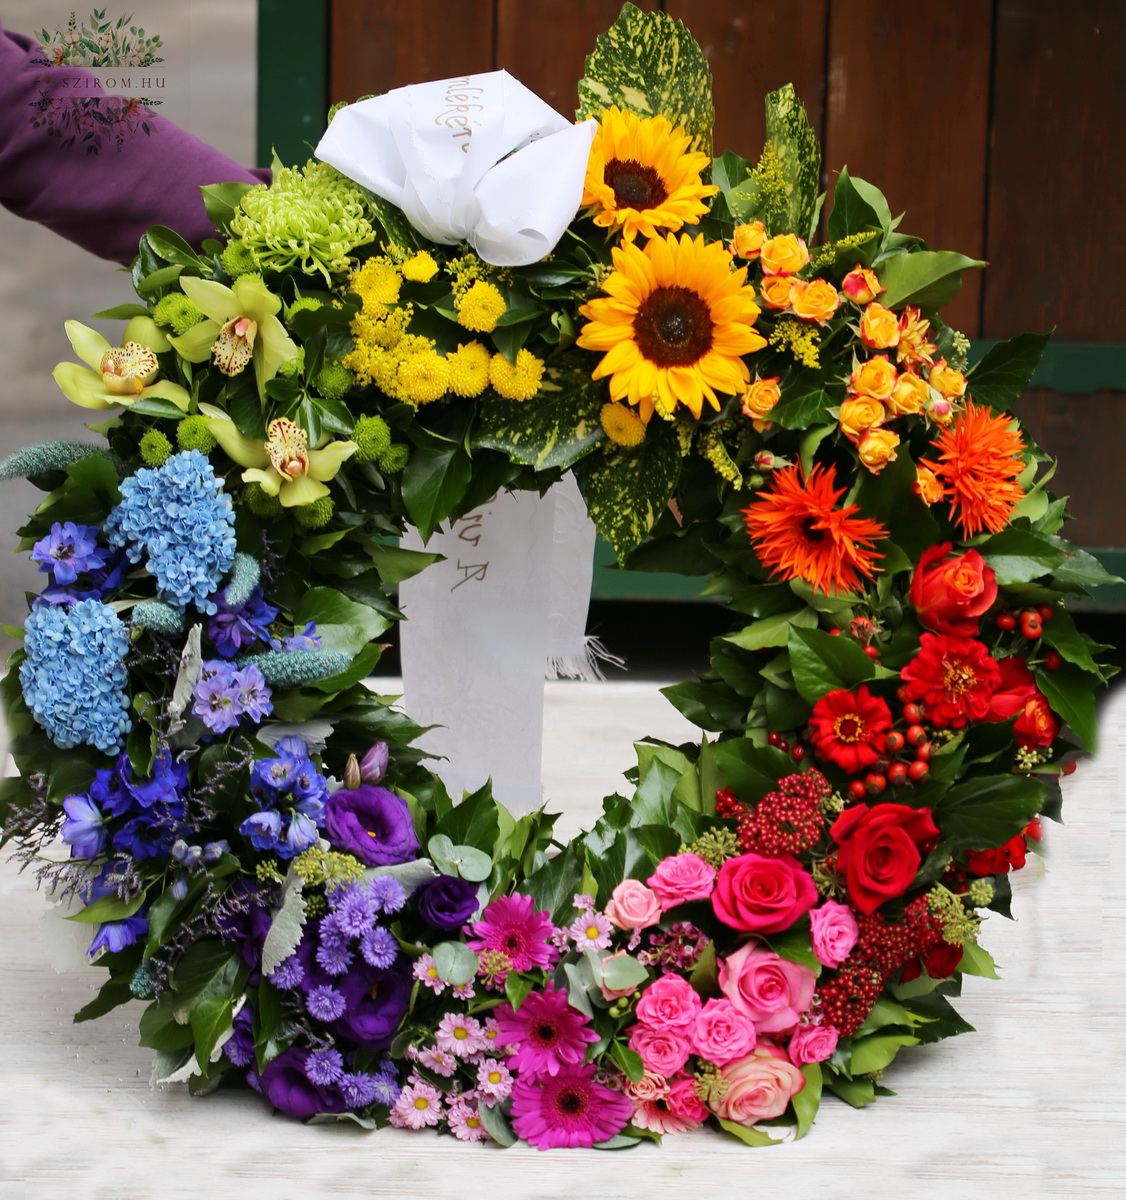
[627,1023,691,1076]
[711,1045,806,1125]
[718,940,816,1034]
[634,974,701,1033]
[647,853,717,910]
[667,1075,708,1124]
[788,1022,839,1065]
[623,1070,670,1102]
[809,900,860,968]
[691,998,757,1066]
[712,852,818,934]
[605,879,662,931]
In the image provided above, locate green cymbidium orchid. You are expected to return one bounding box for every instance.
[51,317,190,411]
[201,405,357,507]
[170,276,298,398]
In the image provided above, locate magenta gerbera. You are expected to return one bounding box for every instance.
[494,983,600,1078]
[466,892,557,978]
[509,1063,634,1150]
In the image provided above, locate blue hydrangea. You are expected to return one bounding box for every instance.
[105,450,236,614]
[20,599,132,753]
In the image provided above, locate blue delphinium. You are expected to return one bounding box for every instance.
[60,794,107,858]
[192,660,273,734]
[208,584,278,659]
[20,598,132,753]
[105,449,236,614]
[30,521,107,585]
[238,737,327,859]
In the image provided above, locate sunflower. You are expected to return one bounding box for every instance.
[742,462,888,595]
[582,106,717,242]
[919,400,1026,536]
[577,233,766,420]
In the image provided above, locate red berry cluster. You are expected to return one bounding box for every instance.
[737,771,832,857]
[845,695,933,800]
[995,602,1057,657]
[818,895,944,1035]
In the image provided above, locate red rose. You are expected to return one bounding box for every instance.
[985,656,1037,721]
[909,542,998,636]
[808,685,893,774]
[712,852,819,934]
[1013,691,1060,748]
[900,632,1001,728]
[829,802,940,914]
[900,941,964,983]
[965,830,1031,875]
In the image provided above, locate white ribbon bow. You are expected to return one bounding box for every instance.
[315,70,596,267]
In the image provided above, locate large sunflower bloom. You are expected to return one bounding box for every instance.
[577,233,766,421]
[582,106,718,242]
[742,462,888,595]
[919,400,1026,536]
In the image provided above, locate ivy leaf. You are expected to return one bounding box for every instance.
[400,442,473,541]
[1035,661,1099,751]
[936,773,1046,849]
[977,527,1066,584]
[826,167,891,241]
[578,432,680,561]
[792,1063,823,1140]
[293,587,390,656]
[967,332,1052,411]
[771,377,837,430]
[787,626,878,704]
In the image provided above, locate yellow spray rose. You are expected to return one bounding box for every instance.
[741,376,782,419]
[838,395,886,442]
[759,233,810,276]
[859,302,901,349]
[731,220,767,260]
[886,370,930,416]
[858,428,900,473]
[849,355,898,401]
[790,279,841,324]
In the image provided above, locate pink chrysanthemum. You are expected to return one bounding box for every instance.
[417,1045,457,1077]
[494,983,600,1078]
[389,1076,444,1129]
[510,1063,635,1150]
[476,1057,514,1103]
[447,1096,488,1142]
[435,1012,487,1059]
[466,892,558,977]
[567,908,614,951]
[412,953,447,994]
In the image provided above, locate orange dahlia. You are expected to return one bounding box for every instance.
[577,233,766,420]
[742,462,888,595]
[919,400,1026,536]
[582,106,717,242]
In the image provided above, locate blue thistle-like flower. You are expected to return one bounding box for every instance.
[131,600,186,638]
[105,450,236,614]
[237,649,352,686]
[222,552,261,609]
[20,599,132,753]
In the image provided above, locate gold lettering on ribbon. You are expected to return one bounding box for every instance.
[433,75,484,154]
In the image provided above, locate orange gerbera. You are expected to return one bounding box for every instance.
[742,462,888,595]
[919,400,1026,536]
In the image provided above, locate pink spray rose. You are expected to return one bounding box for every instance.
[711,852,818,934]
[647,852,717,909]
[634,974,701,1033]
[809,900,860,968]
[718,940,816,1034]
[605,879,662,931]
[627,1023,691,1076]
[667,1075,709,1125]
[788,1022,840,1065]
[711,1045,806,1125]
[691,997,757,1066]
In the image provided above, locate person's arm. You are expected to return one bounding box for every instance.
[0,20,268,265]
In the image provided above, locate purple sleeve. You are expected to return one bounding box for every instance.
[0,20,269,265]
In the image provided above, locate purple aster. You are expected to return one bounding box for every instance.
[207,585,278,659]
[60,793,106,859]
[315,938,354,976]
[494,984,600,1078]
[306,985,346,1022]
[269,954,305,990]
[341,1072,379,1108]
[193,664,242,733]
[240,809,284,851]
[370,1075,400,1107]
[317,912,349,947]
[224,1007,256,1067]
[232,664,272,724]
[31,521,107,586]
[305,1048,345,1086]
[368,874,407,914]
[330,883,378,937]
[359,925,398,969]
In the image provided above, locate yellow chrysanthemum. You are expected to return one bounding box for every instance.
[397,349,450,405]
[401,250,439,282]
[577,233,766,421]
[582,106,718,242]
[350,256,403,307]
[447,342,491,397]
[489,349,544,401]
[600,402,646,447]
[456,280,506,332]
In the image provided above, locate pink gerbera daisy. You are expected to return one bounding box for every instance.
[466,892,557,977]
[510,1063,635,1150]
[494,983,600,1078]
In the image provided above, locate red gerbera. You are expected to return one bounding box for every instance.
[900,632,1001,728]
[808,686,893,774]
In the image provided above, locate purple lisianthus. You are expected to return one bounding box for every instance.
[414,874,481,932]
[31,521,107,585]
[259,1047,346,1120]
[329,959,412,1051]
[324,786,419,866]
[207,585,278,659]
[60,793,106,859]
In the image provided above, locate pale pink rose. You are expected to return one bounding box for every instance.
[605,879,662,931]
[788,1022,839,1065]
[647,852,717,910]
[598,949,637,1002]
[667,1075,709,1125]
[627,1023,691,1076]
[634,974,701,1033]
[691,997,757,1065]
[718,940,816,1034]
[623,1069,670,1103]
[809,900,859,968]
[711,1045,806,1125]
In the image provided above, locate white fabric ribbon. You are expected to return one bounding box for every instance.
[315,70,596,266]
[398,482,602,813]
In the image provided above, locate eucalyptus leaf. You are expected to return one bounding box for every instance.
[432,941,478,986]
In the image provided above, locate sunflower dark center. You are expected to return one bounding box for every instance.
[634,286,714,367]
[800,517,827,544]
[604,157,668,210]
[557,1087,586,1115]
